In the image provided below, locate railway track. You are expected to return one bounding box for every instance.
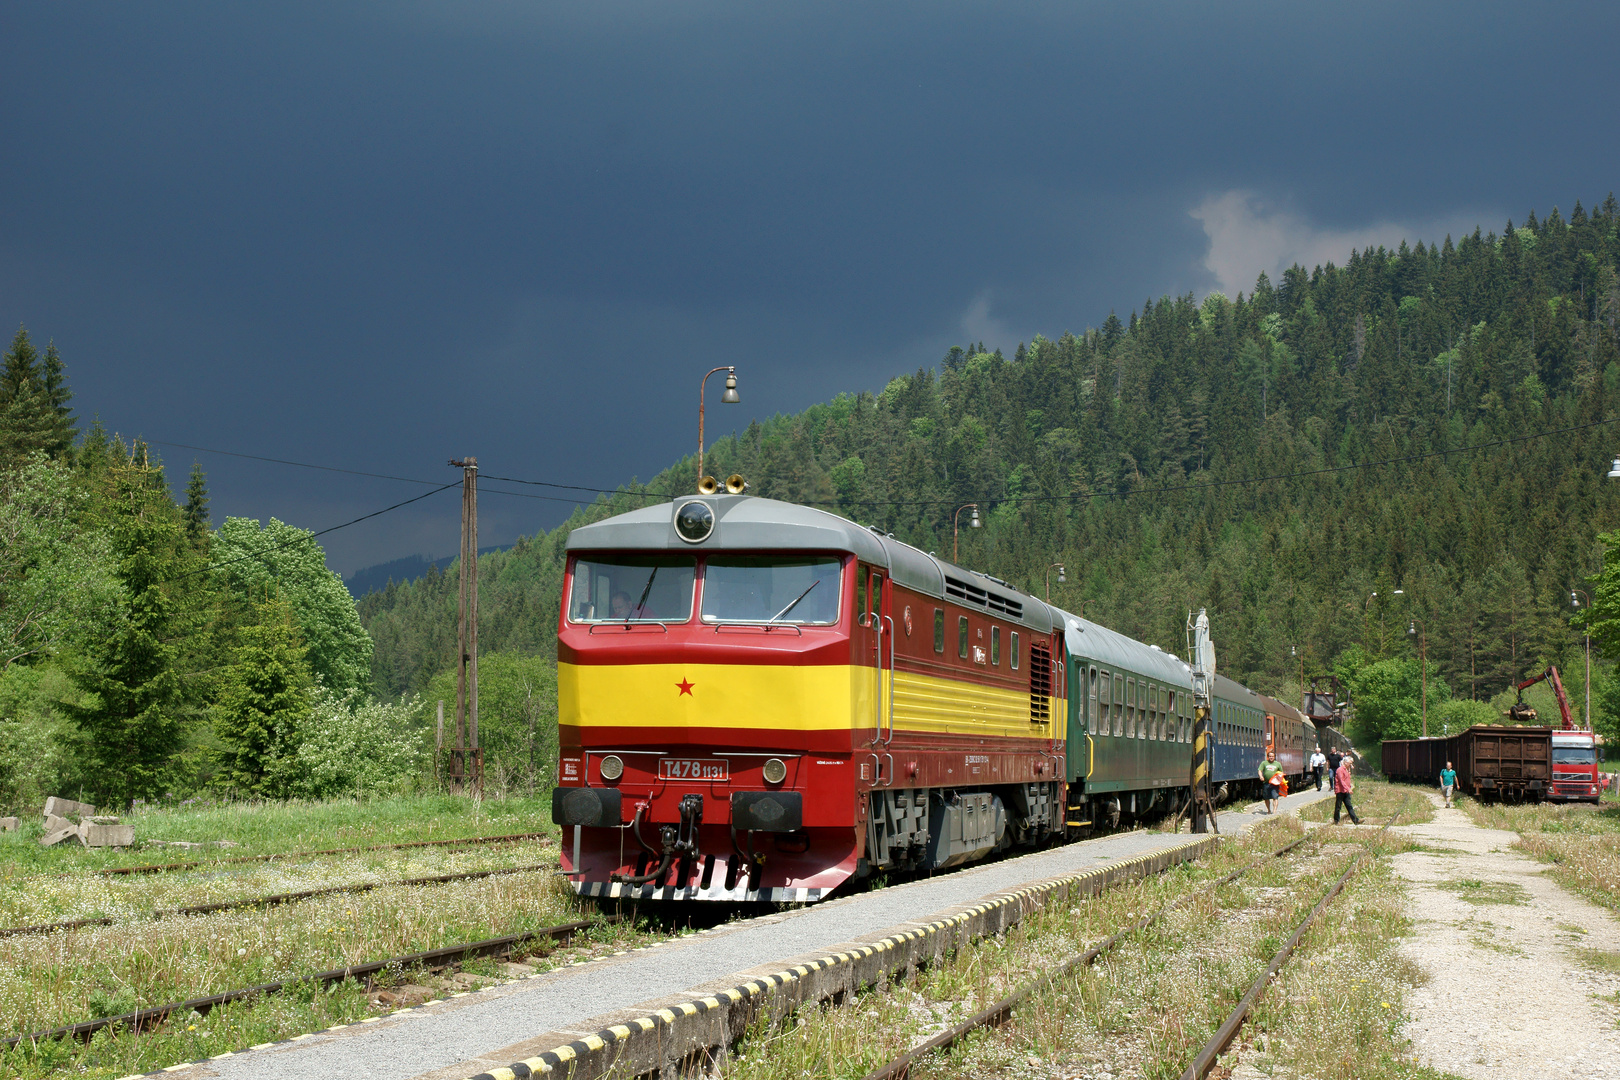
[0,861,554,940]
[89,830,552,877]
[859,819,1396,1080]
[1179,814,1400,1080]
[1,913,615,1050]
[860,832,1316,1080]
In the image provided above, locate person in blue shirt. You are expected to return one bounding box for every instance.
[1439,761,1457,808]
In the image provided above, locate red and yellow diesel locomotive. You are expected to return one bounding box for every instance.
[552,491,1069,901]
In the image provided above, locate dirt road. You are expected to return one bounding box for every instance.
[1394,795,1620,1079]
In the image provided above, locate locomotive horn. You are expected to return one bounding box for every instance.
[698,475,720,494]
[724,473,748,494]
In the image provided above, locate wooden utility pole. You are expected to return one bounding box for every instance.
[450,457,481,796]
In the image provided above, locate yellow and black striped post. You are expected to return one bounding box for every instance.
[1190,703,1218,834]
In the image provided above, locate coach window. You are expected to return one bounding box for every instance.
[1089,667,1100,734]
[958,616,970,659]
[1010,632,1020,670]
[991,626,1001,666]
[1112,674,1124,737]
[1125,678,1136,737]
[1150,685,1160,739]
[934,608,945,653]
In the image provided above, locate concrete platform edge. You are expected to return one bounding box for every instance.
[468,834,1218,1080]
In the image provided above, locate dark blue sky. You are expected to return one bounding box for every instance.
[3,2,1616,575]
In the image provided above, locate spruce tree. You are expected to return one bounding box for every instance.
[63,448,194,807]
[212,596,312,798]
[0,326,75,464]
[183,462,211,545]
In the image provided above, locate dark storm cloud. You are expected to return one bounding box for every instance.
[2,1,1616,572]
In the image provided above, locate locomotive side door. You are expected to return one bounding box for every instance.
[856,564,891,755]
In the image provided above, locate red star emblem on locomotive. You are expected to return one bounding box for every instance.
[676,678,694,696]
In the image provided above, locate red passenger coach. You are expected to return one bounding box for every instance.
[553,492,1069,903]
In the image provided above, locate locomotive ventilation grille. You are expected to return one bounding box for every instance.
[1028,642,1052,722]
[945,575,1023,619]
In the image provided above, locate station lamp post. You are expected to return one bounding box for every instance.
[1408,618,1428,737]
[953,503,980,563]
[1573,589,1593,729]
[698,366,740,485]
[1045,563,1066,602]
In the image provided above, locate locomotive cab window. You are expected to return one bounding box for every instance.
[568,555,697,623]
[701,556,842,625]
[933,608,945,653]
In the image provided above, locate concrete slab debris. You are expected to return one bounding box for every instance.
[39,827,78,847]
[0,817,19,832]
[80,822,135,847]
[43,796,96,819]
[43,813,74,834]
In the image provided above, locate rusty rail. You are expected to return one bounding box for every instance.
[861,833,1314,1080]
[2,915,613,1049]
[1,862,555,940]
[1179,814,1400,1080]
[92,830,552,877]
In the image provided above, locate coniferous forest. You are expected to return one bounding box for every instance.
[7,197,1620,811]
[362,199,1620,748]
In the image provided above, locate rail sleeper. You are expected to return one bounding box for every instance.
[469,836,1217,1080]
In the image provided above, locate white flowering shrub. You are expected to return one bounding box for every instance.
[296,687,426,799]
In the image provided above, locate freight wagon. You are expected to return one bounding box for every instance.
[1382,725,1551,802]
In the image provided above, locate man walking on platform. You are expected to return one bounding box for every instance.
[1309,747,1327,791]
[1333,756,1362,825]
[1259,749,1283,814]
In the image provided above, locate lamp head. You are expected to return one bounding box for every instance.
[1573,590,1580,608]
[969,506,981,528]
[1408,620,1416,636]
[1609,457,1620,479]
[721,369,740,404]
[1057,565,1066,583]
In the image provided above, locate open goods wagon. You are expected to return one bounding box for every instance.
[1382,725,1551,802]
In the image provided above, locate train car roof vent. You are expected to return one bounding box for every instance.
[946,574,1023,619]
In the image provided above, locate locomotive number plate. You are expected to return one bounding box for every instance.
[659,758,729,781]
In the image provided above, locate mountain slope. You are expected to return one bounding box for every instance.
[359,199,1620,711]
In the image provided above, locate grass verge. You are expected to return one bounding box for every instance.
[0,792,560,874]
[1457,798,1620,913]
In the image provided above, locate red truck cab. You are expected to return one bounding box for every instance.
[1550,730,1601,803]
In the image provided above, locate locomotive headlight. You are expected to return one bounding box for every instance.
[674,500,715,543]
[599,755,624,781]
[763,757,787,785]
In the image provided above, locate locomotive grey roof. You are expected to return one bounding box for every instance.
[1059,616,1193,689]
[566,493,1055,632]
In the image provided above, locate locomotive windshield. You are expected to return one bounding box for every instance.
[568,555,696,622]
[701,556,842,625]
[1554,745,1598,765]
